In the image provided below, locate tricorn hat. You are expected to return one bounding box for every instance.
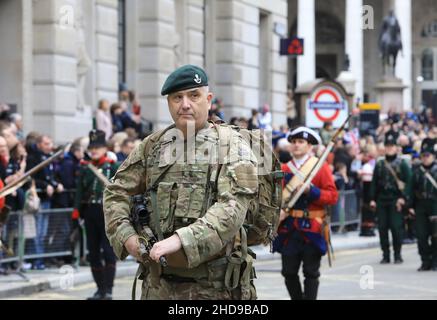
[287,127,322,145]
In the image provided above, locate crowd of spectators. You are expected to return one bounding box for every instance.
[2,84,437,273]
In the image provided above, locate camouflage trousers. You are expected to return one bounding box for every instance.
[140,274,257,300]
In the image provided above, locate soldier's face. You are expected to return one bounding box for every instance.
[168,87,212,134]
[290,138,312,159]
[89,146,107,160]
[385,145,397,156]
[421,153,435,166]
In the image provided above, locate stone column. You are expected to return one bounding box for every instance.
[394,0,412,110]
[22,0,34,133]
[345,0,364,102]
[94,0,119,103]
[214,0,260,119]
[136,0,177,129]
[297,0,315,86]
[33,0,93,143]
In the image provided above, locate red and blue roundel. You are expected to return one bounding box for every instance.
[306,86,349,128]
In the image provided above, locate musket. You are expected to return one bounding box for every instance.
[87,163,111,186]
[0,146,67,199]
[284,114,352,267]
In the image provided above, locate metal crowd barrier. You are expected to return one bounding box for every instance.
[0,207,85,271]
[329,189,361,233]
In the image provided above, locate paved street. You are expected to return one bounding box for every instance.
[256,244,437,300]
[4,244,437,300]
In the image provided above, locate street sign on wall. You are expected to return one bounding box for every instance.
[280,37,304,56]
[305,86,349,128]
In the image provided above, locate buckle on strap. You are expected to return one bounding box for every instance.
[225,253,243,290]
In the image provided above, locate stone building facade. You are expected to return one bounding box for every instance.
[0,0,288,142]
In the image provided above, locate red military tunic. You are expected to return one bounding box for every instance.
[273,156,338,255]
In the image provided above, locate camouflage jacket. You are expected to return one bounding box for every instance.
[103,122,258,268]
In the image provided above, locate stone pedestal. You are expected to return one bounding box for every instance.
[374,77,407,114]
[336,70,356,97]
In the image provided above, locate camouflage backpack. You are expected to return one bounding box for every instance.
[214,124,283,247]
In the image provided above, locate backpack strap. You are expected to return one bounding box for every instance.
[210,124,234,196]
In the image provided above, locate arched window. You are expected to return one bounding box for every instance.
[422,48,434,81]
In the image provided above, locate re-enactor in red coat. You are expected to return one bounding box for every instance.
[273,127,338,300]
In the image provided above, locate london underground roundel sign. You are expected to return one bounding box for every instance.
[305,86,348,128]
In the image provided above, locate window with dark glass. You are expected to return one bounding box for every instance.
[422,48,434,81]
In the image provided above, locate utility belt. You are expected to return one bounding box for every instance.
[161,255,228,289]
[288,209,326,219]
[138,228,257,300]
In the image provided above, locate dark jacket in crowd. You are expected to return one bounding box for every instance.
[53,151,81,208]
[26,146,59,201]
[116,152,128,163]
[111,113,124,133]
[112,111,138,134]
[4,158,25,211]
[333,148,353,173]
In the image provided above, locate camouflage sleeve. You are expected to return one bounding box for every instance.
[103,140,148,260]
[175,131,258,268]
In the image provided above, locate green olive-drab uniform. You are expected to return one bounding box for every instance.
[103,65,259,300]
[369,131,412,263]
[409,138,437,271]
[74,130,120,300]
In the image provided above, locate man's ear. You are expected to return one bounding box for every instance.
[207,92,213,110]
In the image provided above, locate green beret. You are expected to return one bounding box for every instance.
[161,64,208,96]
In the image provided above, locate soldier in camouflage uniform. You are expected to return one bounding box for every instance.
[103,65,259,300]
[73,130,119,300]
[369,131,412,264]
[408,138,437,271]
